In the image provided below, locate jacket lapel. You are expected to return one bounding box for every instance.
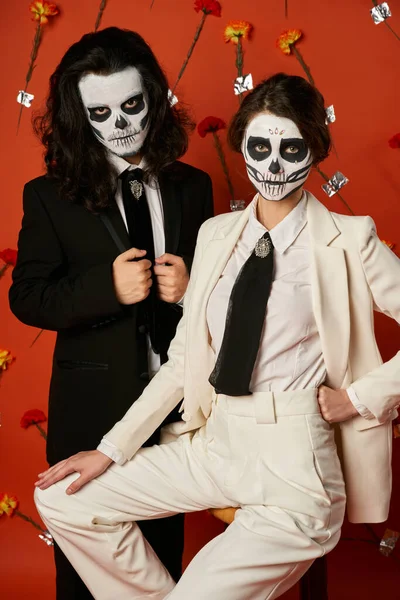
[187,206,252,416]
[307,193,350,388]
[159,169,181,255]
[100,201,131,253]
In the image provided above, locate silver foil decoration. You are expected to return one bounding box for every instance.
[38,530,54,546]
[379,528,399,556]
[230,199,246,211]
[325,105,336,124]
[370,3,392,24]
[17,91,34,108]
[129,179,144,199]
[168,89,178,106]
[322,171,349,197]
[234,74,253,96]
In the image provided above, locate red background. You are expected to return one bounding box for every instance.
[1,1,399,598]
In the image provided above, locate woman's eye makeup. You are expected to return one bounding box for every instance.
[284,146,299,154]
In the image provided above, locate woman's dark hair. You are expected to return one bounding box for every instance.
[228,73,331,165]
[34,27,192,212]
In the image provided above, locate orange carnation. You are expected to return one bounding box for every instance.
[0,349,15,371]
[224,20,253,44]
[29,1,59,25]
[276,29,302,55]
[381,240,395,250]
[0,493,18,517]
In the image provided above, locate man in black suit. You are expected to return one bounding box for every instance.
[9,27,213,600]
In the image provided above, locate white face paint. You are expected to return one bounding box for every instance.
[78,67,149,157]
[242,113,313,201]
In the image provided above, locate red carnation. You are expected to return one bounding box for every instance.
[20,409,47,440]
[197,116,226,138]
[21,409,47,428]
[172,0,222,93]
[194,0,222,17]
[0,248,17,266]
[389,133,400,149]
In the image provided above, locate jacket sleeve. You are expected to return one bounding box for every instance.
[9,182,123,331]
[350,217,400,423]
[103,220,210,460]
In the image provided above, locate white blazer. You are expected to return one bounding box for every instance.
[105,192,400,524]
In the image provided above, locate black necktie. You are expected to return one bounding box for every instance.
[120,168,160,364]
[209,231,274,396]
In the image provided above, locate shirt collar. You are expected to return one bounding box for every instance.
[107,151,146,177]
[249,193,308,254]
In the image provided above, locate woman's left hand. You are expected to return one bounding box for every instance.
[317,385,359,423]
[35,450,112,493]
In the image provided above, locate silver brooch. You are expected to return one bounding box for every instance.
[255,236,272,258]
[129,179,143,199]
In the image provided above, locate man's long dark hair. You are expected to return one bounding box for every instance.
[35,27,192,212]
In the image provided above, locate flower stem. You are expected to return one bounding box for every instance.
[172,12,207,94]
[35,423,47,441]
[17,23,42,133]
[236,37,244,104]
[15,510,44,533]
[285,0,288,17]
[212,132,235,200]
[316,167,355,215]
[150,0,155,8]
[291,45,315,86]
[0,264,8,279]
[384,20,400,41]
[30,329,44,348]
[94,0,108,32]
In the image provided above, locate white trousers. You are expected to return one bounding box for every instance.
[35,390,346,600]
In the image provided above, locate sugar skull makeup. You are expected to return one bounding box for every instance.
[243,114,313,201]
[78,67,149,157]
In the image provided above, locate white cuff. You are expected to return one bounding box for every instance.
[97,439,127,466]
[176,293,185,307]
[346,386,375,420]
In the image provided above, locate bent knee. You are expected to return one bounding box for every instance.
[34,473,79,518]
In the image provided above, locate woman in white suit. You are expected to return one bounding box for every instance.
[35,73,400,600]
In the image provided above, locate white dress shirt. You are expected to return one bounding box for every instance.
[99,193,371,464]
[207,195,326,392]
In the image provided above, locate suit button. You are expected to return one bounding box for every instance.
[182,412,191,422]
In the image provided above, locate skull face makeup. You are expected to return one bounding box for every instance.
[78,66,149,158]
[243,114,313,201]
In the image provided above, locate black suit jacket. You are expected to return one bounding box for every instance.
[10,161,214,465]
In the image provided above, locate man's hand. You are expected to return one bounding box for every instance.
[317,385,359,423]
[35,450,112,494]
[154,253,189,304]
[113,248,152,305]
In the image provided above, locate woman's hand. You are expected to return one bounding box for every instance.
[35,450,112,494]
[317,385,359,423]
